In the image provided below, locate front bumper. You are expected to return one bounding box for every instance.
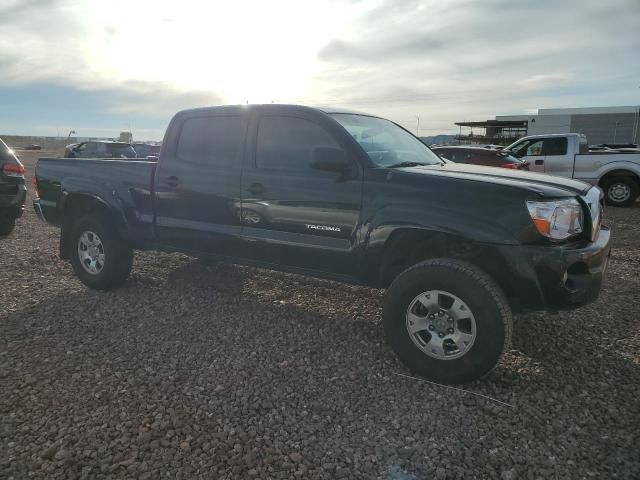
[498,226,612,311]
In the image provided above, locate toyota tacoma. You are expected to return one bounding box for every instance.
[33,105,611,384]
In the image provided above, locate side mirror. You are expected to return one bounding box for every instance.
[309,146,349,173]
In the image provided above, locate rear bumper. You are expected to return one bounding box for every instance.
[498,226,612,311]
[33,198,45,221]
[0,183,27,219]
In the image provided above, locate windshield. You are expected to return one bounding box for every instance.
[330,114,444,167]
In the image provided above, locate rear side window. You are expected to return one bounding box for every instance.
[108,144,136,157]
[177,116,247,167]
[256,116,341,172]
[543,138,568,156]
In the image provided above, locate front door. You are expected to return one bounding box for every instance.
[154,113,248,256]
[512,138,546,172]
[240,113,362,276]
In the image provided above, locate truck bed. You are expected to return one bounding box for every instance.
[573,152,640,184]
[35,157,157,244]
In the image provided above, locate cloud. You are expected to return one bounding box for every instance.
[103,81,223,116]
[0,0,639,136]
[310,0,640,131]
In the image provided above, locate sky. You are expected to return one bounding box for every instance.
[0,0,638,140]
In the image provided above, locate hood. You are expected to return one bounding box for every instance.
[397,162,590,197]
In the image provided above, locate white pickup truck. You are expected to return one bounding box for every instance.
[506,133,640,207]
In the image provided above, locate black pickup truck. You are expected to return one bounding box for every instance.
[34,105,611,384]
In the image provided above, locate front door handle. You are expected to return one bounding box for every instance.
[248,183,267,195]
[165,175,180,188]
[534,159,544,165]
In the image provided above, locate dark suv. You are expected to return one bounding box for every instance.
[0,138,26,236]
[432,146,528,170]
[64,141,137,159]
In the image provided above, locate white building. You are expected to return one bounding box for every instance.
[496,106,640,145]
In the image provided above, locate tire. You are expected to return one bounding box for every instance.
[68,214,133,290]
[383,258,512,384]
[602,176,639,207]
[0,219,16,236]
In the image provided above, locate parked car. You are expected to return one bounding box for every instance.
[132,143,161,159]
[64,141,137,159]
[432,146,528,170]
[34,104,611,384]
[24,144,42,150]
[506,133,640,206]
[0,138,26,236]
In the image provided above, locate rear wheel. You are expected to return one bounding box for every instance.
[603,176,639,207]
[69,214,133,290]
[383,258,512,384]
[0,218,16,236]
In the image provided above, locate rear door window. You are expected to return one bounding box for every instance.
[177,116,247,167]
[543,138,568,156]
[108,144,136,157]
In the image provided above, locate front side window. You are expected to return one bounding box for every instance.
[510,139,543,157]
[177,115,247,167]
[330,114,443,167]
[256,116,343,173]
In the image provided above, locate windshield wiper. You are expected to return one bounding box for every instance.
[386,161,431,168]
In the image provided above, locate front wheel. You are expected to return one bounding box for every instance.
[69,214,133,290]
[383,258,512,384]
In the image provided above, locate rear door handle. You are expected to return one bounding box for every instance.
[248,183,267,195]
[534,159,544,165]
[165,175,180,188]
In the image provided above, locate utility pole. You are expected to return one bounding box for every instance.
[414,115,420,136]
[613,121,619,143]
[67,130,76,141]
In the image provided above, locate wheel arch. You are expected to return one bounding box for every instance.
[59,193,127,259]
[376,228,521,308]
[598,168,640,187]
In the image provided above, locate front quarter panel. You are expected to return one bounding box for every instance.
[359,169,547,281]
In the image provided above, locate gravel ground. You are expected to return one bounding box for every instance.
[1,150,639,479]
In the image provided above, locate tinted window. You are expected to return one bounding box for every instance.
[256,116,341,172]
[177,116,247,167]
[108,143,136,157]
[95,142,107,155]
[543,137,568,156]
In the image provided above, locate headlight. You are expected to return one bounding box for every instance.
[526,198,584,240]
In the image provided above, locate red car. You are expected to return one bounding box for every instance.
[432,146,529,170]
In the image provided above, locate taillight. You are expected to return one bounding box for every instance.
[1,162,25,176]
[499,163,518,169]
[32,177,40,199]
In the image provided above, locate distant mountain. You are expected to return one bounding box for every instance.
[418,134,456,145]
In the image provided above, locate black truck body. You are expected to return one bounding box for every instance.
[33,104,611,383]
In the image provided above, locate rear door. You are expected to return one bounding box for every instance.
[240,112,363,276]
[154,112,248,255]
[540,137,571,177]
